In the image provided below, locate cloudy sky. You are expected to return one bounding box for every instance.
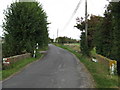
[0,0,109,39]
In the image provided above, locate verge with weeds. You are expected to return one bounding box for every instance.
[2,46,48,80]
[55,44,118,88]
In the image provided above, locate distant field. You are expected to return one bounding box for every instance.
[64,43,80,52]
[64,43,80,46]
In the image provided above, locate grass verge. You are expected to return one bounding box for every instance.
[0,70,2,80]
[2,49,46,80]
[55,43,118,88]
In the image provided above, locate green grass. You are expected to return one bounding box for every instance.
[55,44,118,88]
[2,52,44,80]
[0,70,2,80]
[38,46,48,51]
[65,43,80,45]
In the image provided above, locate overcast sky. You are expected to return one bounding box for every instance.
[0,0,109,39]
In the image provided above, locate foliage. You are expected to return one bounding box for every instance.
[80,32,89,56]
[57,44,118,88]
[75,2,120,75]
[2,1,49,57]
[94,10,112,58]
[94,2,120,75]
[75,1,120,78]
[49,38,54,43]
[75,15,102,56]
[110,2,120,61]
[56,36,79,44]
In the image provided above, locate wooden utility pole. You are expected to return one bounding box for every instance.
[57,29,59,43]
[53,34,54,42]
[85,0,88,46]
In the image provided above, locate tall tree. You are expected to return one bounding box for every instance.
[75,15,102,56]
[110,2,120,75]
[94,2,120,75]
[94,7,113,58]
[2,1,49,57]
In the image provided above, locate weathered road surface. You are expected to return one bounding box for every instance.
[3,44,94,88]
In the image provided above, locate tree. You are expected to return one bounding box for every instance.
[94,2,120,75]
[75,15,102,56]
[94,8,113,58]
[110,2,120,75]
[2,1,49,57]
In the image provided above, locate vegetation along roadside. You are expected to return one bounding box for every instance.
[55,43,119,88]
[2,46,48,81]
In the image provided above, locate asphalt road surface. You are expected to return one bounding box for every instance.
[3,44,94,88]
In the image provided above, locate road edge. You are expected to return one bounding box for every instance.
[2,51,47,83]
[56,45,96,88]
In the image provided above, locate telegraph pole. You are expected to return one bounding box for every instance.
[57,29,59,43]
[85,0,88,46]
[53,34,54,42]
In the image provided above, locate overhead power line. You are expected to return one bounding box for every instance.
[63,0,82,30]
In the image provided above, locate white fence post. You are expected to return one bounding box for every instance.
[33,43,39,58]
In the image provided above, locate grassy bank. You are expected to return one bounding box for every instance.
[2,47,47,80]
[55,44,118,88]
[0,70,2,80]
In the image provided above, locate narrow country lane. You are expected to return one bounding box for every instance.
[3,44,94,88]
